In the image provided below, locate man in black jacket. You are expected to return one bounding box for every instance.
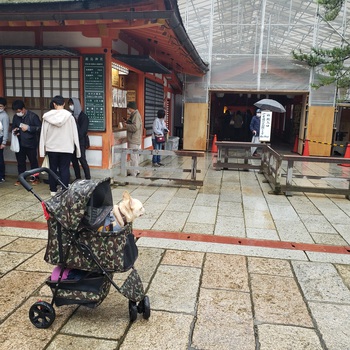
[12,100,41,185]
[68,97,91,180]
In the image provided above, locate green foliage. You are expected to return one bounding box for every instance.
[292,0,348,89]
[318,0,344,20]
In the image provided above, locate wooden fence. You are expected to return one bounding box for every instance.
[113,148,204,189]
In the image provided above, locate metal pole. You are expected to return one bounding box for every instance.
[257,0,267,91]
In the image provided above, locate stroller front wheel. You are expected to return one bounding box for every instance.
[29,301,56,329]
[138,296,151,320]
[129,300,138,322]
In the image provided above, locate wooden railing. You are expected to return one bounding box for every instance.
[280,154,350,199]
[214,141,267,172]
[113,148,204,189]
[213,141,350,199]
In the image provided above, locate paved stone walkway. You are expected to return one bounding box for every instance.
[1,154,350,349]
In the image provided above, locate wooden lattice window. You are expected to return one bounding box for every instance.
[3,57,80,113]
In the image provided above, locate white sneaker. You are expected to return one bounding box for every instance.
[152,163,160,167]
[50,191,57,197]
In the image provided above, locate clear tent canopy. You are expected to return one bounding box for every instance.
[178,0,350,105]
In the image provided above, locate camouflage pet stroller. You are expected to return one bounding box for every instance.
[19,167,150,329]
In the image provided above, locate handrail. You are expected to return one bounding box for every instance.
[112,148,204,189]
[214,141,268,172]
[279,154,350,199]
[213,141,350,199]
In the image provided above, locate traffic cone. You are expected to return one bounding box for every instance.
[338,143,350,167]
[302,139,309,156]
[292,135,298,153]
[211,134,218,155]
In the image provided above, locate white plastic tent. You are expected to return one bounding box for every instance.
[178,0,350,105]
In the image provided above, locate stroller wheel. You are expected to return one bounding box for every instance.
[129,300,138,322]
[29,301,56,329]
[138,295,151,320]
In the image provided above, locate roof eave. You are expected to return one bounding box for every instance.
[0,1,208,76]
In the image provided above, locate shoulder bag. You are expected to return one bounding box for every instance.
[155,135,165,143]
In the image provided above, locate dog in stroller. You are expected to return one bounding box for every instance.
[112,190,145,229]
[18,167,150,329]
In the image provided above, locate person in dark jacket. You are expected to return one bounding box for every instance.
[68,97,91,180]
[12,100,41,185]
[243,109,253,142]
[249,108,261,156]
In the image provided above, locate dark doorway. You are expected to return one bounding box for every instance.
[209,92,305,151]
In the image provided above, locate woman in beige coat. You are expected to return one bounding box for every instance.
[123,101,142,176]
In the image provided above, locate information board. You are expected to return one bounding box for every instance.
[84,55,105,131]
[259,110,272,142]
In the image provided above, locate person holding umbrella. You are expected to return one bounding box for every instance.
[250,109,261,156]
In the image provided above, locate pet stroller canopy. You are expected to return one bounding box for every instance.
[45,178,113,232]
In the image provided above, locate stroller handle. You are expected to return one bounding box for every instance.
[18,167,61,192]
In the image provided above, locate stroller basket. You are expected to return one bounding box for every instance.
[43,178,138,272]
[44,223,138,272]
[47,272,111,307]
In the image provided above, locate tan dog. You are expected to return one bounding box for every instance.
[112,191,145,227]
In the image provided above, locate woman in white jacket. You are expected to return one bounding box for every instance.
[39,95,80,196]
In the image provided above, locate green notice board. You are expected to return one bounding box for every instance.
[84,55,105,131]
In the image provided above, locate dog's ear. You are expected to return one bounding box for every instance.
[124,191,136,209]
[122,191,131,202]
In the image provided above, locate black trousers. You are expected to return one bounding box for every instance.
[47,152,72,192]
[15,146,39,176]
[71,146,91,179]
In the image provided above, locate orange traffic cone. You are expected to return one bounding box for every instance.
[338,143,350,167]
[211,134,218,155]
[292,135,298,153]
[302,139,309,156]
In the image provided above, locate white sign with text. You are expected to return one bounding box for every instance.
[259,110,272,142]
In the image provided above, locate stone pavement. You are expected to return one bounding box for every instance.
[1,153,350,349]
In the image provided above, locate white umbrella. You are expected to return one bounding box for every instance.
[254,98,286,113]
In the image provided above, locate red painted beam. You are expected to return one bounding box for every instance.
[1,219,349,255]
[0,219,47,230]
[133,230,350,255]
